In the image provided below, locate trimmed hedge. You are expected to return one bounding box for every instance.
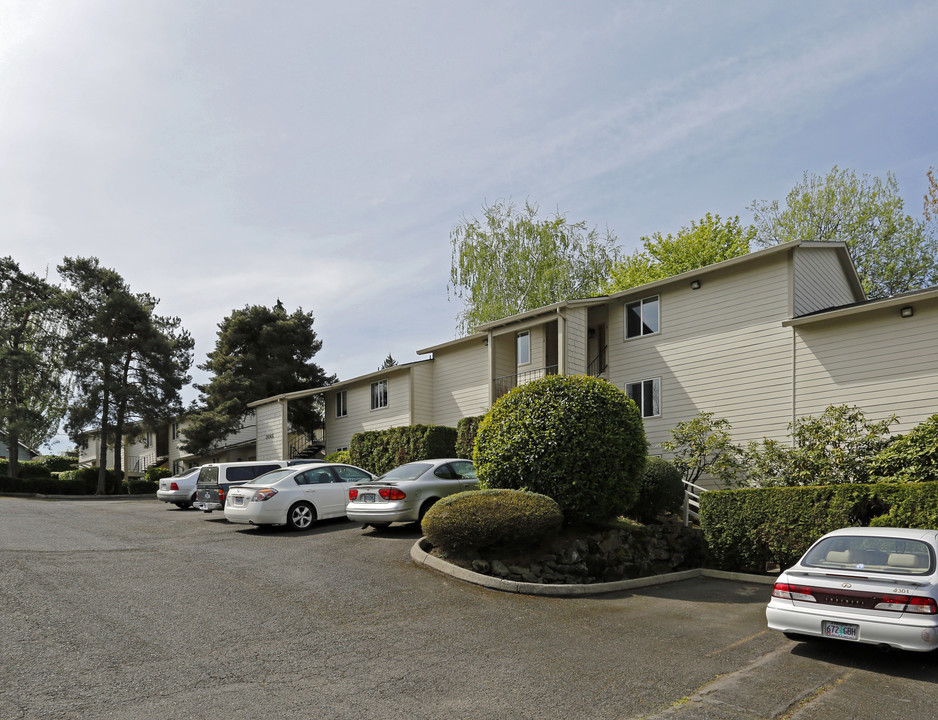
[421,489,563,554]
[34,455,79,473]
[474,375,646,524]
[0,467,157,495]
[701,482,938,572]
[0,474,86,494]
[632,457,685,523]
[0,460,52,479]
[349,424,458,475]
[324,450,352,464]
[58,467,122,494]
[455,416,484,460]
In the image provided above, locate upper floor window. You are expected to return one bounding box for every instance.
[626,378,661,418]
[336,390,348,418]
[517,330,530,365]
[371,379,388,410]
[626,296,659,339]
[171,422,179,440]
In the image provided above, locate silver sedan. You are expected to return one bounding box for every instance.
[766,526,938,652]
[346,458,477,529]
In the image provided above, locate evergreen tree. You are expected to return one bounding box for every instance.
[182,301,335,456]
[0,257,72,478]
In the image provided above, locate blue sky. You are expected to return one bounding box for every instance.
[3,1,937,450]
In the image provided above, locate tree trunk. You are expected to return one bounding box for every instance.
[112,352,132,493]
[96,384,110,495]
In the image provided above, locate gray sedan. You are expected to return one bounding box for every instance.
[346,458,477,529]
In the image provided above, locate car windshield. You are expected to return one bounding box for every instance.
[802,535,935,576]
[377,463,432,482]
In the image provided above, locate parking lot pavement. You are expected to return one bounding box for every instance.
[0,497,935,720]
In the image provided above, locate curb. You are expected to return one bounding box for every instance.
[0,492,157,501]
[410,538,776,596]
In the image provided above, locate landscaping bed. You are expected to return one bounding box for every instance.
[428,515,706,585]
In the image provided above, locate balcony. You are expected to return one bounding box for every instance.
[493,365,558,400]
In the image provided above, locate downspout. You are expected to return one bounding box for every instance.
[280,398,289,460]
[556,308,566,375]
[487,330,495,405]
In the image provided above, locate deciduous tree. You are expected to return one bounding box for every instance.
[605,213,753,292]
[449,200,619,334]
[750,167,938,298]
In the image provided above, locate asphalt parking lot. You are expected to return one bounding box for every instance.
[0,497,935,720]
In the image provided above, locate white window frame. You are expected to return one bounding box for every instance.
[336,390,348,418]
[370,379,388,410]
[625,296,660,340]
[517,330,531,366]
[625,378,661,418]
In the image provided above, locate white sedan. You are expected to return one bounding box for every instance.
[224,464,375,530]
[156,467,201,508]
[766,526,938,652]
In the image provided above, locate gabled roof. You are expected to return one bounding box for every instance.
[247,359,433,405]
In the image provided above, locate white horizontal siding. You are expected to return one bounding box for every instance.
[794,301,938,433]
[608,253,795,451]
[564,306,588,375]
[432,340,490,427]
[793,246,857,316]
[324,373,413,454]
[411,363,434,425]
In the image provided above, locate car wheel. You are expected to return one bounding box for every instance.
[287,502,316,531]
[417,499,438,522]
[369,522,391,530]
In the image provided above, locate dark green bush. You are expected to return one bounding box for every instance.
[324,450,352,464]
[632,457,685,523]
[701,482,938,572]
[421,489,563,554]
[59,467,121,494]
[0,473,91,495]
[34,455,79,473]
[144,466,173,484]
[127,477,158,494]
[0,460,52,479]
[474,375,646,524]
[455,416,483,460]
[870,414,938,483]
[350,424,457,475]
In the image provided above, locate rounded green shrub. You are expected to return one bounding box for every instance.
[870,414,938,483]
[474,375,646,524]
[421,489,563,553]
[145,466,172,484]
[324,450,352,464]
[34,455,79,473]
[632,457,685,523]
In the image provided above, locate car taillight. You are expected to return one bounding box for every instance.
[251,488,277,502]
[379,488,406,501]
[772,583,817,602]
[170,482,179,491]
[348,488,358,501]
[218,489,226,501]
[874,594,933,613]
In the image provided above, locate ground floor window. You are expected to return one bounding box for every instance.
[626,378,660,418]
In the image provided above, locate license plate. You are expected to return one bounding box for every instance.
[822,621,858,641]
[360,493,376,503]
[233,497,243,506]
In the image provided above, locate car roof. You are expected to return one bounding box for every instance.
[820,527,938,541]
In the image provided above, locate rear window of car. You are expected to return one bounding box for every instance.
[197,466,219,484]
[226,464,282,482]
[379,463,432,482]
[802,536,935,576]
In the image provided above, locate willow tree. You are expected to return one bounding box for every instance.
[448,200,619,335]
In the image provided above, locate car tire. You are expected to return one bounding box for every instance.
[287,502,316,531]
[174,502,191,509]
[417,499,438,522]
[369,522,391,530]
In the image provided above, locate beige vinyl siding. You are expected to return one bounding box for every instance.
[608,254,795,452]
[411,362,434,425]
[326,373,414,453]
[564,306,588,375]
[794,301,938,434]
[255,402,284,460]
[525,324,544,371]
[793,246,858,316]
[432,340,490,427]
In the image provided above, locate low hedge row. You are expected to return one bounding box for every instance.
[0,468,158,496]
[350,424,457,475]
[0,460,53,479]
[701,482,938,572]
